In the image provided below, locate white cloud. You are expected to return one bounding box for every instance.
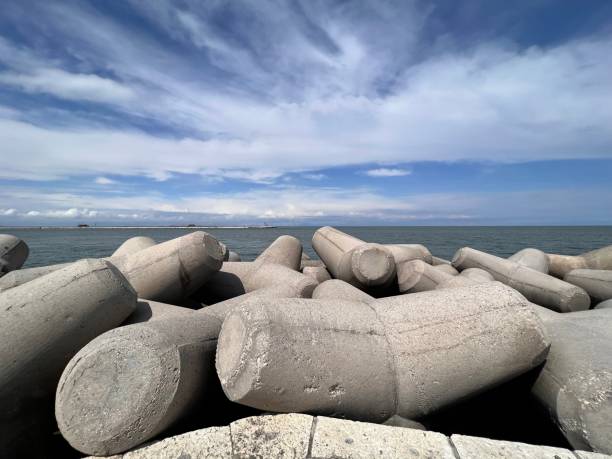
[365,168,412,177]
[0,69,134,104]
[94,177,117,185]
[1,208,17,216]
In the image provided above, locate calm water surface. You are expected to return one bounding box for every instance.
[3,226,612,268]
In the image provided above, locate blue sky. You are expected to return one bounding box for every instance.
[0,0,611,226]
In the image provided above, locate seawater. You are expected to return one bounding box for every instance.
[3,226,612,268]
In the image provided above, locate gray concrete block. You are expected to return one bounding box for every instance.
[450,434,577,458]
[312,279,375,304]
[89,426,232,459]
[386,244,433,265]
[199,261,316,304]
[216,283,549,421]
[0,234,29,273]
[122,298,193,325]
[311,416,454,458]
[530,306,612,454]
[303,266,332,284]
[548,245,612,278]
[509,248,550,273]
[594,299,612,310]
[453,247,590,312]
[574,451,612,459]
[312,226,396,289]
[0,262,72,292]
[433,263,459,276]
[382,415,426,431]
[564,269,612,303]
[56,314,222,456]
[112,231,224,304]
[431,256,452,266]
[255,235,303,271]
[228,250,241,262]
[397,259,453,293]
[230,413,312,459]
[0,259,137,454]
[111,236,156,257]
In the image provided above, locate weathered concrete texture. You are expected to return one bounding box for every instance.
[450,434,577,458]
[383,415,426,431]
[216,283,549,421]
[0,261,71,292]
[530,306,612,454]
[431,255,452,266]
[509,248,550,273]
[0,259,137,455]
[311,416,454,459]
[435,268,494,290]
[312,279,375,304]
[231,413,312,458]
[255,235,303,270]
[90,426,232,459]
[386,244,433,265]
[112,231,224,304]
[594,299,612,310]
[564,269,612,303]
[453,247,590,312]
[303,266,332,284]
[397,259,453,293]
[0,234,29,273]
[199,262,317,304]
[312,226,396,289]
[56,314,222,456]
[86,414,609,459]
[122,299,193,325]
[575,452,612,459]
[301,252,326,269]
[111,236,157,257]
[433,263,459,276]
[200,285,313,322]
[548,245,612,278]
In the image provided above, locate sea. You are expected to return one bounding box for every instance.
[3,226,612,268]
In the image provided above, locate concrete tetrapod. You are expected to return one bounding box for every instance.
[255,235,303,270]
[302,265,332,284]
[452,247,590,312]
[197,261,317,304]
[228,251,241,262]
[0,259,137,455]
[122,298,194,325]
[548,245,612,278]
[595,299,612,310]
[112,231,224,304]
[216,282,550,422]
[530,305,612,454]
[508,248,550,273]
[385,244,433,265]
[55,314,222,456]
[111,236,156,257]
[397,259,455,293]
[433,264,460,276]
[564,269,612,303]
[435,268,494,290]
[0,234,29,274]
[312,279,376,304]
[0,261,72,292]
[312,226,396,290]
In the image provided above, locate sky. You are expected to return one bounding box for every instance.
[0,0,611,226]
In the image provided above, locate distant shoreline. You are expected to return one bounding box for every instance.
[0,225,279,230]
